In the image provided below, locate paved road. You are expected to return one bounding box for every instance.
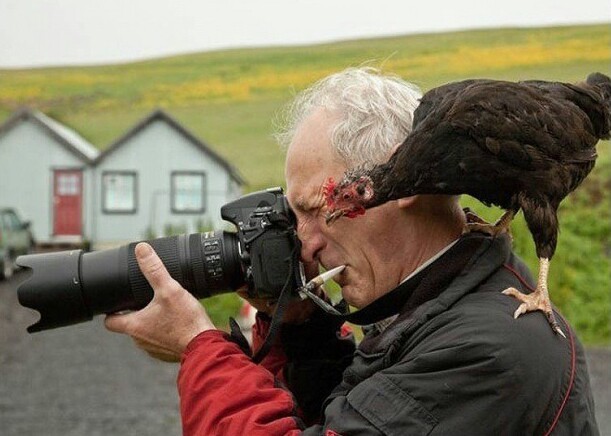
[0,271,181,436]
[1,271,609,435]
[588,346,611,434]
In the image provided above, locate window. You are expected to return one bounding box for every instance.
[102,171,137,214]
[57,173,80,196]
[171,172,206,213]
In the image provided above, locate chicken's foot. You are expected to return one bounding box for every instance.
[463,209,515,236]
[502,257,566,338]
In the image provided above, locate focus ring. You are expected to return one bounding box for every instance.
[128,237,184,308]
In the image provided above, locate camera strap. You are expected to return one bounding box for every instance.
[250,245,297,364]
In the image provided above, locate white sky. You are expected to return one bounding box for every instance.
[0,0,609,68]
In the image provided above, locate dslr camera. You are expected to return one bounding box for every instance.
[17,187,304,332]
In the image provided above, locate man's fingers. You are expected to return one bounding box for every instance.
[236,290,275,315]
[105,312,135,333]
[135,242,177,293]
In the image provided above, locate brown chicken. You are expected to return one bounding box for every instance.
[324,73,611,337]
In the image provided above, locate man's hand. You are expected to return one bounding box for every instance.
[104,242,215,362]
[236,260,322,325]
[236,290,318,325]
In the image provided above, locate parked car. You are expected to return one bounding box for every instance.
[0,208,35,279]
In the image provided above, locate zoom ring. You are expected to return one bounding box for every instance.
[127,237,184,308]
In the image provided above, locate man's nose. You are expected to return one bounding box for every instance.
[298,220,326,263]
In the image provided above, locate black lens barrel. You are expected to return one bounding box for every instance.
[16,231,244,333]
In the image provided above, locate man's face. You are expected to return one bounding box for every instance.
[285,109,409,308]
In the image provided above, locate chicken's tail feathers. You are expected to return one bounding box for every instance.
[585,72,611,139]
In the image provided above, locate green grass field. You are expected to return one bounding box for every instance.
[1,24,609,342]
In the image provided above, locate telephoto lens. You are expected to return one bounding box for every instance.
[16,187,301,333]
[16,231,242,333]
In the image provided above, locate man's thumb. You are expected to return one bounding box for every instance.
[105,312,136,333]
[135,242,176,292]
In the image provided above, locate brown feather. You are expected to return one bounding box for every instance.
[328,73,611,261]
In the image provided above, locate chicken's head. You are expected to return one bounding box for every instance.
[323,173,375,225]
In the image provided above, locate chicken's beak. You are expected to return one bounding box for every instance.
[325,210,344,225]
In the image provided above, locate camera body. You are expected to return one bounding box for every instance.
[16,187,304,332]
[219,187,303,298]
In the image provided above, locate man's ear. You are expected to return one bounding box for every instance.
[397,196,418,209]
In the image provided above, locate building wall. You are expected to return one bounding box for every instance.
[0,120,93,242]
[93,119,240,247]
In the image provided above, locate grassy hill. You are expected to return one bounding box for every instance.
[1,24,609,342]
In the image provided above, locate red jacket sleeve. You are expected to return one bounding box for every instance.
[178,330,304,436]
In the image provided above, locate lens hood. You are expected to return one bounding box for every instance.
[17,250,92,333]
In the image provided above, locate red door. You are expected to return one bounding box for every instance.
[53,170,83,236]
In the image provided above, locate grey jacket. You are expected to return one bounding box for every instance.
[292,233,598,435]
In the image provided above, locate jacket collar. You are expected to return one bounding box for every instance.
[357,232,512,355]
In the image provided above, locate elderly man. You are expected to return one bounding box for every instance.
[105,68,598,435]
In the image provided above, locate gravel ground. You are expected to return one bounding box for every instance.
[0,271,181,436]
[1,271,609,435]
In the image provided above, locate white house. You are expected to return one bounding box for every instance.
[0,109,99,245]
[0,108,244,249]
[92,109,244,247]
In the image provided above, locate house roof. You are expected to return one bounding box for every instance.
[0,108,99,163]
[95,109,245,185]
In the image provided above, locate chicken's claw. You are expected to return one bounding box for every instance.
[502,286,566,338]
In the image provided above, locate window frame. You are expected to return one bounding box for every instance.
[170,171,207,214]
[101,170,138,215]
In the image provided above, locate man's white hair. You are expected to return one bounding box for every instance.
[276,67,422,167]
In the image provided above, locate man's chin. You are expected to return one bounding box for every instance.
[339,285,365,310]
